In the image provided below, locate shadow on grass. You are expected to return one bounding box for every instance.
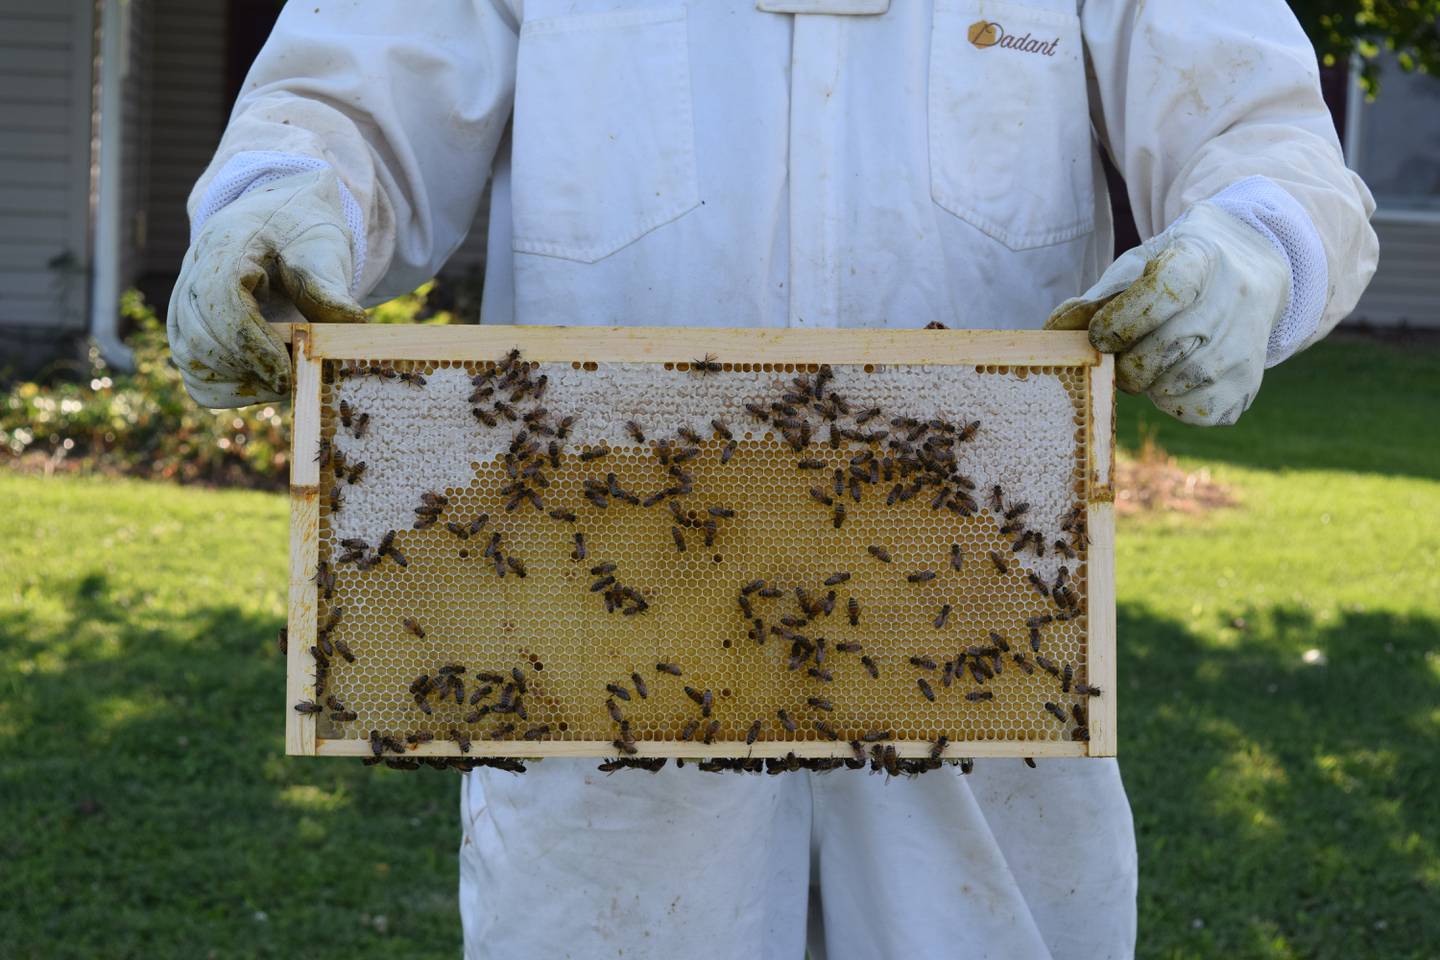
[3,574,1436,959]
[1116,339,1440,482]
[0,573,461,960]
[1120,601,1440,959]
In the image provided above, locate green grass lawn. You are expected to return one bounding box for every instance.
[1,337,1437,959]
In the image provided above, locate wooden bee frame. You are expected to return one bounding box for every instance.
[283,324,1116,761]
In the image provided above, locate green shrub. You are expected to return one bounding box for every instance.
[0,286,454,489]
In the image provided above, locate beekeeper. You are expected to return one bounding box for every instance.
[170,1,1376,956]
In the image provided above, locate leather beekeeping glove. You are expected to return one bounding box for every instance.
[167,169,366,409]
[1046,202,1291,426]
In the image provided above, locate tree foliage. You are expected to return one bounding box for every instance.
[1289,0,1440,94]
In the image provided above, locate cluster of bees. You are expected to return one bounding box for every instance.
[294,348,1099,776]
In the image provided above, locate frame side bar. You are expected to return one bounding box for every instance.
[286,325,321,756]
[1085,354,1118,757]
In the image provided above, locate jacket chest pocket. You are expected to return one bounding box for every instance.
[511,5,701,263]
[929,0,1094,250]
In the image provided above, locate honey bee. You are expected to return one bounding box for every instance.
[738,594,755,619]
[808,667,834,682]
[1073,682,1102,697]
[702,720,721,744]
[490,722,516,739]
[603,682,631,703]
[1061,663,1073,693]
[398,370,426,387]
[402,617,424,639]
[989,551,1008,575]
[624,420,646,443]
[1026,572,1049,597]
[1071,702,1087,727]
[844,597,859,626]
[691,353,723,374]
[473,408,497,428]
[680,719,700,741]
[745,720,762,745]
[533,374,549,400]
[917,678,936,702]
[930,735,949,760]
[832,504,846,528]
[933,605,952,630]
[523,724,551,740]
[910,655,939,671]
[777,709,797,732]
[1036,655,1060,677]
[319,606,345,637]
[1012,653,1035,675]
[814,720,839,741]
[351,413,370,439]
[656,662,683,676]
[807,697,834,712]
[505,555,527,577]
[860,655,880,679]
[867,545,893,565]
[671,526,686,553]
[907,570,936,584]
[966,690,994,702]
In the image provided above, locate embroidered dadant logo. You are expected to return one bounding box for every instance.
[968,20,1059,56]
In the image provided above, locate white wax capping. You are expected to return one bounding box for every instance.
[330,362,1080,581]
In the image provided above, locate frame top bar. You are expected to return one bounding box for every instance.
[267,323,1098,367]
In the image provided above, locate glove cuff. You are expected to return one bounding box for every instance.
[192,150,368,294]
[1208,176,1328,368]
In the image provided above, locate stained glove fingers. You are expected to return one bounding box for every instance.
[1149,380,1255,427]
[1115,330,1204,394]
[1044,244,1152,331]
[1088,238,1213,354]
[275,223,366,325]
[1044,291,1122,332]
[1147,351,1261,427]
[171,250,291,408]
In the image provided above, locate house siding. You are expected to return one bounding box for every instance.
[141,0,226,279]
[0,0,93,334]
[1348,218,1440,329]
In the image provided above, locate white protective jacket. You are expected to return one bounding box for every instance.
[190,2,1376,957]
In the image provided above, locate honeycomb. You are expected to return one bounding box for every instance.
[300,350,1101,760]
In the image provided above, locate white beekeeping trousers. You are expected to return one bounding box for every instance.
[460,758,1136,959]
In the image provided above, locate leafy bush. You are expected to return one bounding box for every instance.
[0,285,454,488]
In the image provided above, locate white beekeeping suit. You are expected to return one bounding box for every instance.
[172,1,1376,957]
